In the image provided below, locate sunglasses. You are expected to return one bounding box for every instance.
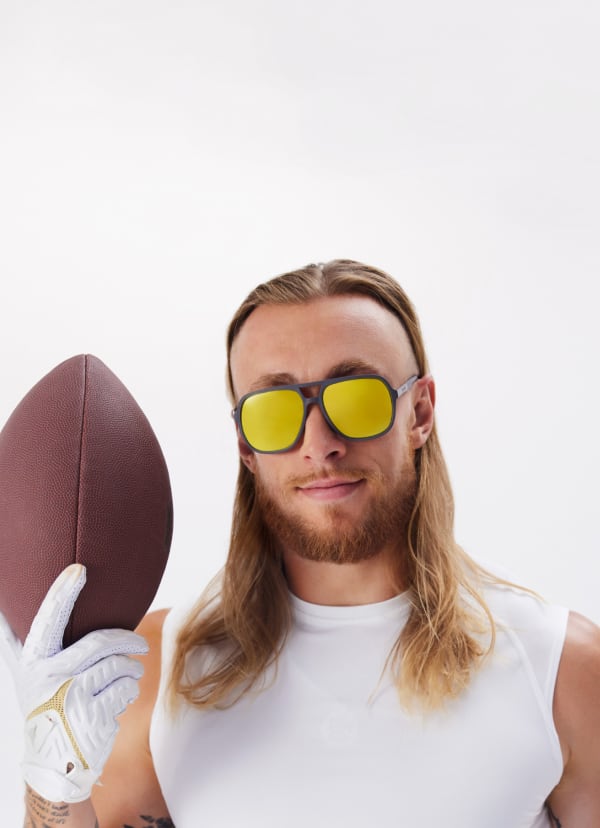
[233,373,419,454]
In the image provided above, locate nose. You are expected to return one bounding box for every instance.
[300,401,347,462]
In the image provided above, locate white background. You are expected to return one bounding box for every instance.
[1,0,599,820]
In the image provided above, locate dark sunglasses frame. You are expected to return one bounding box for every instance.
[232,373,419,454]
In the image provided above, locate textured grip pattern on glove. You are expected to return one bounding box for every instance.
[0,564,149,803]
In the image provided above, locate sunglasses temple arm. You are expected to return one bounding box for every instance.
[396,375,419,398]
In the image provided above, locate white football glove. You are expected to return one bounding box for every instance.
[0,563,149,803]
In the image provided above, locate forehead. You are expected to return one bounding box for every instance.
[230,295,415,396]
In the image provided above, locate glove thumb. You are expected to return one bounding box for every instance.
[22,564,87,663]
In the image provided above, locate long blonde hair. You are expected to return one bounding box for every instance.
[170,259,503,711]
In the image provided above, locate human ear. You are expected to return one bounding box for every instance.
[410,375,435,449]
[237,430,257,473]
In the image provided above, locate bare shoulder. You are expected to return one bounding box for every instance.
[136,608,170,681]
[548,610,600,823]
[554,611,600,754]
[555,611,600,732]
[137,607,171,639]
[91,608,173,827]
[131,608,171,716]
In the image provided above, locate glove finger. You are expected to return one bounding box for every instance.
[73,676,141,776]
[67,666,144,769]
[76,652,145,698]
[0,610,22,671]
[22,564,86,662]
[51,628,149,677]
[88,676,143,762]
[98,675,143,717]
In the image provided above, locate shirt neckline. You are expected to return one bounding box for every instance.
[289,590,412,623]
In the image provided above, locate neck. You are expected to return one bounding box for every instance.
[282,548,404,606]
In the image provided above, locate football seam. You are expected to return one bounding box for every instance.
[70,354,90,642]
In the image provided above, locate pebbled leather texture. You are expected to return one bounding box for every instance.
[0,354,173,645]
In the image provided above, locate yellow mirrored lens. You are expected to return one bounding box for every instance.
[240,389,304,452]
[323,378,392,438]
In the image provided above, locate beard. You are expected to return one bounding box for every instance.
[254,460,417,565]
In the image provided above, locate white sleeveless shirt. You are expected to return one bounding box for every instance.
[150,583,568,827]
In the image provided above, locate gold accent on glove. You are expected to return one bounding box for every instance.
[26,679,89,770]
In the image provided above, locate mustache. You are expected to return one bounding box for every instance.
[286,467,384,488]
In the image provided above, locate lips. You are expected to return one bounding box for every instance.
[297,477,364,501]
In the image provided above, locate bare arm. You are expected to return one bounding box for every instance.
[24,788,98,827]
[23,610,173,828]
[547,610,600,826]
[93,609,173,827]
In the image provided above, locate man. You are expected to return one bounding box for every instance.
[2,259,599,826]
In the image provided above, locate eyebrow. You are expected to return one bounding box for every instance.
[249,371,296,391]
[249,359,381,392]
[328,359,380,378]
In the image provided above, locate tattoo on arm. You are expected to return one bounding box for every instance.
[547,804,562,827]
[25,787,172,828]
[25,788,70,826]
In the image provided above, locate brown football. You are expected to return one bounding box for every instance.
[0,354,173,645]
